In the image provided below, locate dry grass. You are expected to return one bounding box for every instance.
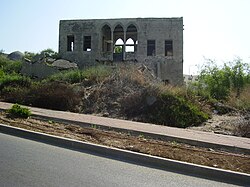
[227,85,250,111]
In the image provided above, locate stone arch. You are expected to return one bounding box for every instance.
[100,22,112,30]
[101,24,112,52]
[126,24,137,39]
[115,38,124,45]
[113,24,125,43]
[126,24,138,52]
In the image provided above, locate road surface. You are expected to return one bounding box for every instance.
[0,132,238,187]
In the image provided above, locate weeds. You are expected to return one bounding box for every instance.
[2,57,248,130]
[227,85,250,111]
[91,124,97,129]
[7,104,31,118]
[138,134,145,139]
[46,65,112,84]
[0,55,22,73]
[0,73,31,90]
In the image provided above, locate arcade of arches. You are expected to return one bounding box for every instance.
[102,24,138,61]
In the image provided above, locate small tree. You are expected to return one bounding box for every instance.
[230,59,248,97]
[40,48,59,59]
[24,51,36,60]
[198,60,231,100]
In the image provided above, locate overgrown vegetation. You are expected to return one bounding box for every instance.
[7,104,31,118]
[46,65,112,84]
[26,82,80,111]
[192,58,250,111]
[24,48,59,61]
[1,50,249,130]
[196,59,250,100]
[0,55,22,73]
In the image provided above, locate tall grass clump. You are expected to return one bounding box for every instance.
[46,65,112,84]
[47,70,83,84]
[227,85,250,111]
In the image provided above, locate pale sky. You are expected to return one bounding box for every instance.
[1,0,249,74]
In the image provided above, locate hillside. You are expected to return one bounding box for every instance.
[0,52,249,137]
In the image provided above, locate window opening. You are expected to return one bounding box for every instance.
[125,38,134,52]
[102,25,112,52]
[114,38,124,54]
[165,40,173,56]
[83,36,91,51]
[163,79,170,85]
[147,40,155,56]
[67,35,74,51]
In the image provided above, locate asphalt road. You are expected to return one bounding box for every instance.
[0,132,239,187]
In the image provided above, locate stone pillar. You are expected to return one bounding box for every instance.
[111,30,114,61]
[157,61,161,79]
[123,31,126,61]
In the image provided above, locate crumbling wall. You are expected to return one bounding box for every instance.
[21,61,59,79]
[59,18,183,85]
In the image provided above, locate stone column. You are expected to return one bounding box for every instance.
[123,31,126,61]
[157,61,161,79]
[111,30,114,61]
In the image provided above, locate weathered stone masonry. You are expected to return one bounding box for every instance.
[59,17,183,85]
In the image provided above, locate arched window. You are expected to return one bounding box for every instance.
[114,38,124,53]
[113,24,124,44]
[101,24,112,52]
[115,38,124,45]
[126,24,137,53]
[125,38,134,52]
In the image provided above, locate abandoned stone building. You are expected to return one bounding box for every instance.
[59,17,183,85]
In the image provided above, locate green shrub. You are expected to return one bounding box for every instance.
[46,65,111,84]
[0,74,31,91]
[24,51,36,61]
[197,59,250,100]
[147,93,209,128]
[122,85,209,128]
[81,65,111,83]
[47,70,83,84]
[7,104,31,118]
[40,48,59,59]
[0,56,22,73]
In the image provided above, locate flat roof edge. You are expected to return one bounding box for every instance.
[60,17,183,22]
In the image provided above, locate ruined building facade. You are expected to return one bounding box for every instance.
[59,18,183,85]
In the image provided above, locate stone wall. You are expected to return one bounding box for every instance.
[59,17,183,85]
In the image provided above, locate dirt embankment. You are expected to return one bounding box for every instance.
[0,112,249,174]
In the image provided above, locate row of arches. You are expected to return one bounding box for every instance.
[101,24,138,60]
[114,38,138,53]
